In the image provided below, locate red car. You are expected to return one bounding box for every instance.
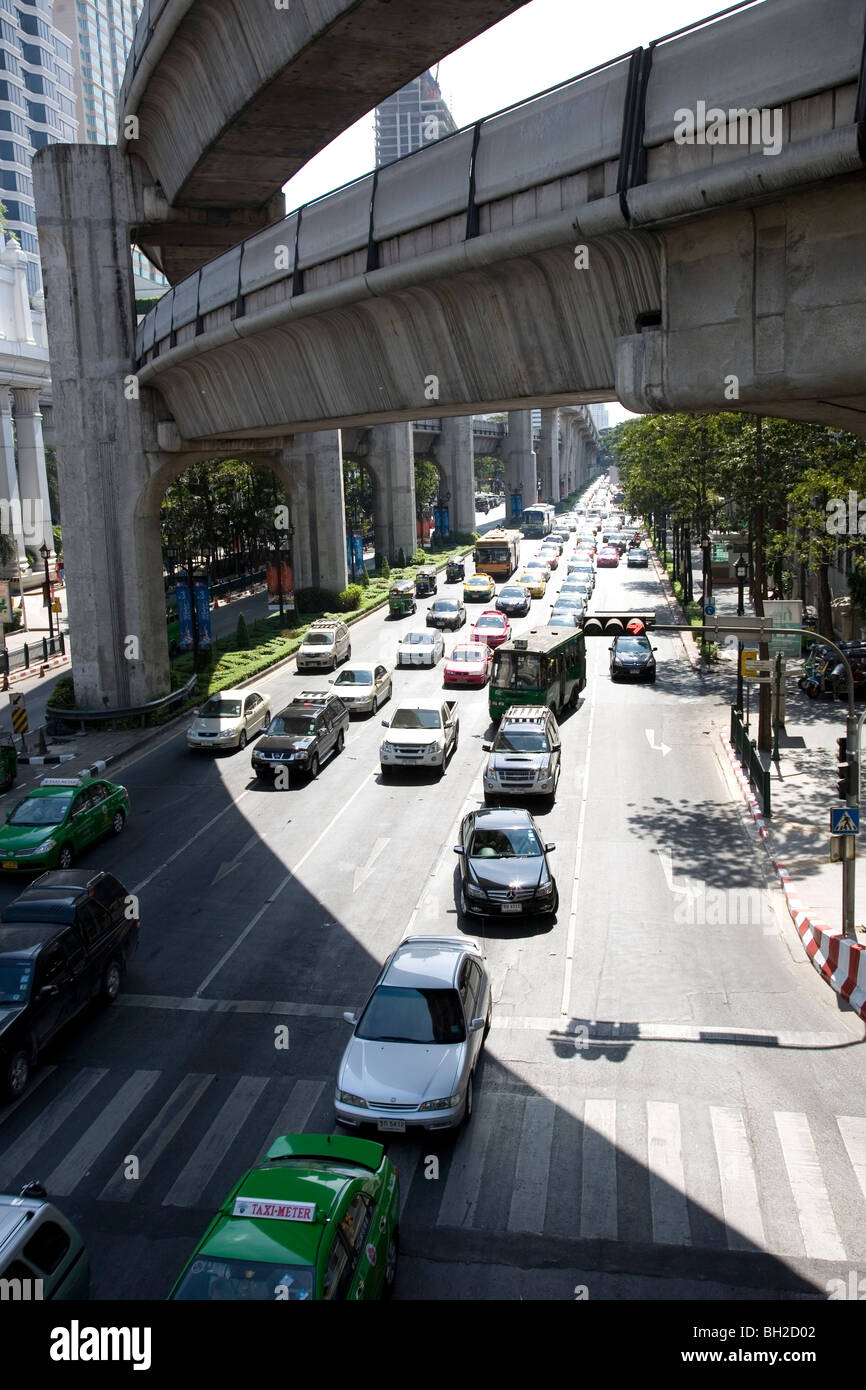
[443,641,494,687]
[538,549,559,570]
[470,609,511,648]
[596,546,620,568]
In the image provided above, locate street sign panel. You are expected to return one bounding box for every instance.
[831,807,860,835]
[704,600,716,617]
[9,692,26,736]
[764,600,803,658]
[740,649,773,682]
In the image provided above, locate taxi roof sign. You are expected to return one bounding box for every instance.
[39,777,83,787]
[232,1197,316,1223]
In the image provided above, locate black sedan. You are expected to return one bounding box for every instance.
[426,598,466,631]
[609,634,657,681]
[454,808,558,920]
[495,584,532,617]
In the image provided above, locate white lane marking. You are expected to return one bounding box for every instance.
[353,835,390,893]
[195,769,375,995]
[837,1115,866,1207]
[100,1074,214,1201]
[508,1094,556,1234]
[162,1074,270,1208]
[132,791,254,894]
[560,676,596,1018]
[645,728,671,756]
[0,1068,99,1186]
[0,1064,57,1128]
[646,1100,690,1245]
[45,1070,161,1196]
[709,1106,766,1250]
[774,1111,846,1261]
[580,1097,617,1241]
[211,833,262,887]
[260,1079,327,1158]
[436,1089,499,1228]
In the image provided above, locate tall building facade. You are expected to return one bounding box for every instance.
[52,0,139,145]
[0,0,78,294]
[375,68,457,168]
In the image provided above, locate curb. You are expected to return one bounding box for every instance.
[720,730,866,1019]
[5,654,70,685]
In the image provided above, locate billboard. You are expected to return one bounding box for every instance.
[266,559,294,611]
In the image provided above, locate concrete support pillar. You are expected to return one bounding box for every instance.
[281,431,348,593]
[538,409,560,504]
[13,387,53,551]
[0,388,26,557]
[368,423,416,562]
[33,143,168,706]
[504,411,536,518]
[435,415,475,535]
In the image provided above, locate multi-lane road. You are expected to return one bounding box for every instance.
[0,531,863,1301]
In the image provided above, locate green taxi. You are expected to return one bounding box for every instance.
[169,1134,399,1301]
[0,776,129,872]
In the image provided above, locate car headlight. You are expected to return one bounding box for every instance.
[16,840,53,857]
[536,880,554,897]
[537,772,554,786]
[419,1094,461,1112]
[484,770,496,784]
[337,1091,367,1108]
[466,883,487,899]
[381,742,393,754]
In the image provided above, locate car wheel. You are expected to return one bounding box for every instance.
[309,754,319,779]
[384,1226,399,1296]
[335,729,345,754]
[57,843,74,870]
[100,959,122,1005]
[111,809,126,836]
[463,1072,474,1126]
[346,645,352,662]
[5,1046,30,1101]
[238,729,247,751]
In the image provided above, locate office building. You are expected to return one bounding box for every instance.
[375,68,457,168]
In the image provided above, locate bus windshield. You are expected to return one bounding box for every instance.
[493,651,542,689]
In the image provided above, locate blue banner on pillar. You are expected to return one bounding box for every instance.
[193,571,212,650]
[510,492,523,518]
[175,574,193,652]
[346,534,364,575]
[433,506,450,538]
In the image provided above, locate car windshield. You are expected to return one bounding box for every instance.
[617,637,651,653]
[389,709,442,729]
[356,985,466,1044]
[555,597,584,608]
[450,647,485,663]
[494,730,549,753]
[268,715,317,736]
[499,589,525,600]
[0,958,33,1004]
[467,825,543,858]
[402,633,432,645]
[304,632,333,646]
[432,601,457,612]
[8,794,73,826]
[200,698,241,718]
[475,615,501,628]
[334,670,372,685]
[172,1259,315,1302]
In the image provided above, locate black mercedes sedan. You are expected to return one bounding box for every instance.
[454,808,558,920]
[609,634,657,681]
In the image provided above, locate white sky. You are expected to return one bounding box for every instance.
[281,0,729,424]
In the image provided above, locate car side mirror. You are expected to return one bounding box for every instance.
[652,647,658,652]
[482,741,492,752]
[40,984,59,999]
[342,1011,357,1025]
[469,1017,485,1032]
[381,719,389,727]
[544,842,556,852]
[453,845,465,854]
[192,708,199,716]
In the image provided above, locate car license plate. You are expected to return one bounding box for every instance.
[501,902,522,913]
[377,1119,406,1133]
[2,860,16,869]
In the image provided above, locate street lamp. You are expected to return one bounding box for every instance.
[735,553,748,616]
[39,540,53,641]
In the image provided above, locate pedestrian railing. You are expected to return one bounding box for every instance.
[0,632,66,677]
[730,705,771,818]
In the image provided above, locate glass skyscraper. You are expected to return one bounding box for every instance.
[375,69,457,168]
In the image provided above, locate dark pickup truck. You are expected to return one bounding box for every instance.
[0,869,139,1100]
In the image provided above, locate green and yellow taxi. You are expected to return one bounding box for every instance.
[463,573,495,602]
[169,1134,399,1301]
[0,776,129,872]
[514,567,547,598]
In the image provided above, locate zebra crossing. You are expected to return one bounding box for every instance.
[2,1064,866,1264]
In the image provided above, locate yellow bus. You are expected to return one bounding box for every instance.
[473,529,521,581]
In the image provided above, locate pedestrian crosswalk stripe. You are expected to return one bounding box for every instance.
[709,1106,765,1250]
[775,1111,846,1261]
[508,1096,556,1234]
[0,1068,103,1189]
[837,1116,866,1207]
[99,1074,214,1202]
[162,1075,269,1209]
[580,1098,617,1241]
[436,1089,498,1229]
[45,1071,161,1197]
[260,1079,326,1159]
[646,1100,690,1246]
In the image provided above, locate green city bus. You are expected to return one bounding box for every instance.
[489,626,586,721]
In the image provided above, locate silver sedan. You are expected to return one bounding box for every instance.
[335,935,491,1132]
[186,688,271,752]
[328,662,393,714]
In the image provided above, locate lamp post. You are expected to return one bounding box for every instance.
[735,553,748,617]
[39,540,53,641]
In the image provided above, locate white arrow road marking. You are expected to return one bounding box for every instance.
[655,847,694,899]
[211,833,262,886]
[353,836,390,893]
[645,728,670,756]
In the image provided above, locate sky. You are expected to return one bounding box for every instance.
[280,0,740,425]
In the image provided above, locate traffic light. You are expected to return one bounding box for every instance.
[837,735,858,801]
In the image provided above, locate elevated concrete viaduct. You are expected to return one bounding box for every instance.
[34,0,866,704]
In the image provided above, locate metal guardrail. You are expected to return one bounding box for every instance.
[46,672,198,733]
[730,705,771,818]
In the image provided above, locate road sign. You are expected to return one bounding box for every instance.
[51,597,61,614]
[704,600,715,617]
[764,599,803,658]
[740,649,773,682]
[831,807,860,835]
[10,692,26,736]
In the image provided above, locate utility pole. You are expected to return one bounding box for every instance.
[753,416,772,751]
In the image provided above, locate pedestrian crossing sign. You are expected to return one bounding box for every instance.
[831,807,859,835]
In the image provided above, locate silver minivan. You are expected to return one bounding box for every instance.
[482,704,562,805]
[0,1183,89,1299]
[295,619,351,672]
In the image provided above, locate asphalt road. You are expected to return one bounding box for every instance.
[0,530,863,1302]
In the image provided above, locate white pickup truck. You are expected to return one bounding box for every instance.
[379,701,459,776]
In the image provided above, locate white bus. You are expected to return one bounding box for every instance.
[521,503,556,538]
